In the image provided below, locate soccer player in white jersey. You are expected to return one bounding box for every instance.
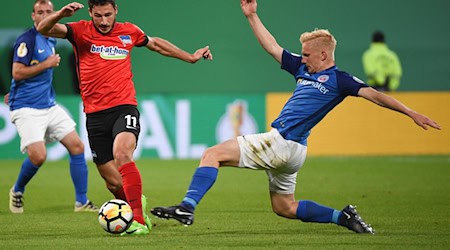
[151,0,440,234]
[7,0,97,214]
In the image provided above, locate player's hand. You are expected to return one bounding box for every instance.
[241,0,257,17]
[3,93,9,106]
[411,112,441,130]
[45,54,61,68]
[59,2,84,17]
[193,46,213,62]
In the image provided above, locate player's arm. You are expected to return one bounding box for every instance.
[358,87,441,130]
[37,2,84,38]
[145,36,212,63]
[241,0,283,63]
[12,55,61,81]
[4,93,9,105]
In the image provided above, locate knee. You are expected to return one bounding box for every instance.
[200,147,219,163]
[113,150,133,166]
[62,132,85,155]
[70,140,85,155]
[74,140,85,154]
[28,151,46,166]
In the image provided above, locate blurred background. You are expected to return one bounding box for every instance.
[0,0,449,159]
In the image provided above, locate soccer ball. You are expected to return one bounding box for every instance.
[98,199,134,234]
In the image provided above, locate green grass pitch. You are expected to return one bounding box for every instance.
[0,156,449,249]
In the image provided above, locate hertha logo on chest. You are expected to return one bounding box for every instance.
[119,35,132,47]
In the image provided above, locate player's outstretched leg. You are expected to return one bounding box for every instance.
[338,205,375,234]
[151,166,218,226]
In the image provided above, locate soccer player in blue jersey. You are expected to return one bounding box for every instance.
[151,0,441,234]
[7,0,98,214]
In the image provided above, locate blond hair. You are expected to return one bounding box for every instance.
[33,0,52,12]
[299,29,337,51]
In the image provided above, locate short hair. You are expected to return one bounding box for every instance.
[299,28,337,50]
[372,31,385,43]
[33,0,52,12]
[88,0,116,9]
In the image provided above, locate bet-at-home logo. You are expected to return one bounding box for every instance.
[90,45,129,60]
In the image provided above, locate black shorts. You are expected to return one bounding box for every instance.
[86,105,140,165]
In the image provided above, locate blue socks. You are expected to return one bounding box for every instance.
[296,200,341,224]
[69,153,88,205]
[181,167,218,211]
[14,154,88,205]
[13,158,40,193]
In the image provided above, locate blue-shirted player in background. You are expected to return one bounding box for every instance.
[7,0,97,214]
[151,0,440,234]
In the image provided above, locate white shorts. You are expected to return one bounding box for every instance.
[10,105,76,153]
[237,129,307,194]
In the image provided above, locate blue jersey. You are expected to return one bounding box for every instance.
[272,50,369,145]
[8,26,56,111]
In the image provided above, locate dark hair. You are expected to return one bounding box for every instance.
[88,0,116,9]
[372,31,385,43]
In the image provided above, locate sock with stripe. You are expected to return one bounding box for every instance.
[296,200,341,224]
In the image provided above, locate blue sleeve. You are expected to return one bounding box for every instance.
[336,71,370,96]
[281,49,302,76]
[12,31,35,66]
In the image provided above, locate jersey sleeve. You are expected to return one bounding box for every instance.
[65,21,87,45]
[12,31,35,65]
[127,23,148,47]
[336,71,370,96]
[281,49,302,76]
